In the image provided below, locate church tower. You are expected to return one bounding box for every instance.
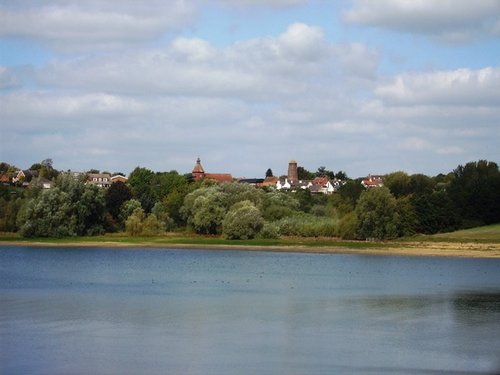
[288,160,298,183]
[192,157,205,181]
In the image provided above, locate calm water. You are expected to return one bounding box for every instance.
[1,246,500,375]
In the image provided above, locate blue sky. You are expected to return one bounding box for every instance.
[1,0,499,178]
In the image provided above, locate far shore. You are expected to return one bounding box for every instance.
[1,237,500,259]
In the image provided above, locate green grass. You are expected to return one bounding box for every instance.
[2,224,500,249]
[0,232,388,250]
[408,223,500,243]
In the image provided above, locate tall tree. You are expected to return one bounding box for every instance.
[448,160,500,226]
[297,166,315,180]
[355,187,399,240]
[128,166,155,212]
[316,166,335,179]
[106,181,132,219]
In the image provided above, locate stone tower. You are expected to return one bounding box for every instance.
[192,157,205,181]
[287,160,298,183]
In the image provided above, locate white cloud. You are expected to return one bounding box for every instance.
[375,67,500,106]
[0,0,197,51]
[34,23,334,101]
[344,0,500,42]
[2,19,499,177]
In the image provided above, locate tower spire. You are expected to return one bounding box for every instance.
[192,157,205,180]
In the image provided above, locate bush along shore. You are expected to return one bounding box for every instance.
[1,224,500,258]
[1,160,500,253]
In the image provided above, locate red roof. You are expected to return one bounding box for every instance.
[205,173,233,183]
[312,176,329,186]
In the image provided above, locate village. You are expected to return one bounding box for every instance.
[1,158,383,194]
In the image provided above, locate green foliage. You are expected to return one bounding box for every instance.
[18,188,74,237]
[297,166,315,180]
[128,166,156,212]
[293,189,314,212]
[355,187,400,240]
[4,158,500,240]
[383,171,411,198]
[448,160,500,226]
[259,222,281,239]
[335,211,358,240]
[125,207,145,236]
[408,174,435,196]
[412,191,460,234]
[151,171,188,202]
[395,196,417,237]
[276,215,336,237]
[30,158,59,180]
[106,181,132,219]
[181,183,266,235]
[338,180,364,207]
[17,175,106,237]
[142,213,161,236]
[223,201,264,240]
[316,166,335,179]
[0,198,24,232]
[261,191,300,221]
[125,207,161,236]
[192,194,227,234]
[151,202,174,231]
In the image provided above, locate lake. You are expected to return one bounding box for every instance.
[1,246,500,375]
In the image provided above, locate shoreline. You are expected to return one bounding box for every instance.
[1,239,500,258]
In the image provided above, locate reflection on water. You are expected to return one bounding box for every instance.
[1,246,500,375]
[453,292,500,324]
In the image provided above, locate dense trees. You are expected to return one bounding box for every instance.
[448,160,500,227]
[17,174,106,237]
[1,159,499,240]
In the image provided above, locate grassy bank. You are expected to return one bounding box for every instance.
[0,232,386,250]
[411,223,500,243]
[1,224,500,258]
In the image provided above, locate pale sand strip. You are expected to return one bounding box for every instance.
[1,240,500,258]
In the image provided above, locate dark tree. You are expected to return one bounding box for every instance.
[412,191,459,234]
[128,166,155,212]
[106,181,133,219]
[447,160,500,227]
[265,168,274,178]
[297,166,315,180]
[316,166,335,179]
[338,180,364,207]
[335,171,348,180]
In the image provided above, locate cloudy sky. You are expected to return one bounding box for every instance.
[1,0,499,178]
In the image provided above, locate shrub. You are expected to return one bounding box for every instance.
[223,201,264,240]
[125,207,145,236]
[259,222,281,239]
[335,211,358,240]
[276,215,336,237]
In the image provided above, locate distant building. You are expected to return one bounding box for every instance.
[87,173,112,188]
[191,158,233,183]
[361,175,384,188]
[275,160,344,195]
[111,174,128,184]
[12,170,39,186]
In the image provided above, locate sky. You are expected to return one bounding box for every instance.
[1,0,499,178]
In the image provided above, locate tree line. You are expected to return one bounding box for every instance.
[1,160,499,240]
